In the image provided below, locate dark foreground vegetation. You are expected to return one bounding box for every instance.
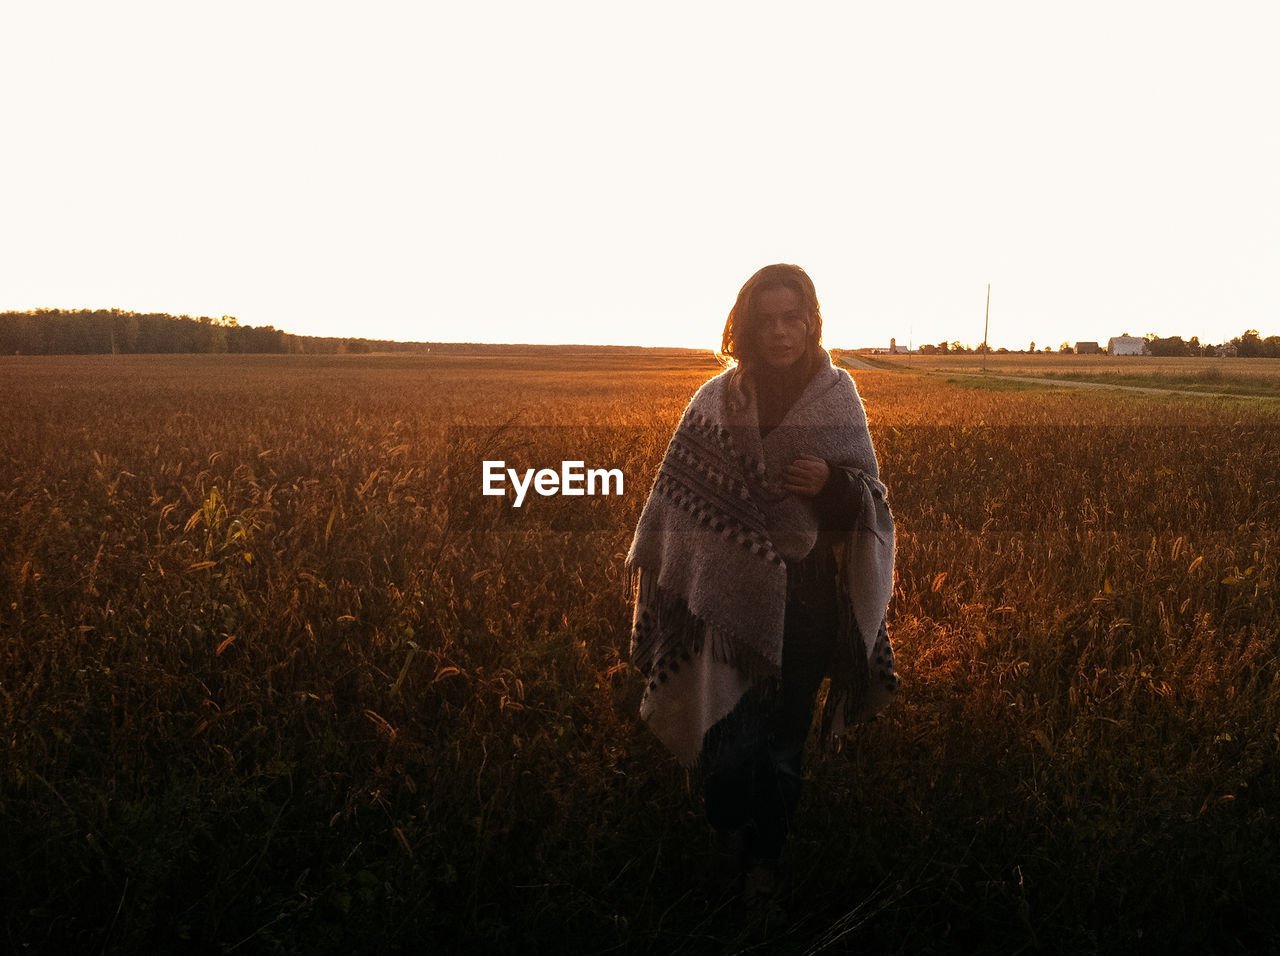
[2,354,1279,953]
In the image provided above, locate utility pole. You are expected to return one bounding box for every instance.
[982,283,990,372]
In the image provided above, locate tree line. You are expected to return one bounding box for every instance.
[915,330,1279,357]
[0,309,427,356]
[1144,331,1280,357]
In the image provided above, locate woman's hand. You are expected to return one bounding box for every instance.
[782,455,829,497]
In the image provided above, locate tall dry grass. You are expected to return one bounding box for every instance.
[2,353,1278,953]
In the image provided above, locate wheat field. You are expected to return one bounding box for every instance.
[2,352,1278,953]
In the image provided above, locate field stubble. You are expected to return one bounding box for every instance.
[2,353,1279,953]
[865,352,1280,398]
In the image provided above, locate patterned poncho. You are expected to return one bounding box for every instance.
[626,357,898,766]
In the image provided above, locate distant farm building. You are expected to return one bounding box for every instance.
[1107,335,1148,356]
[1075,341,1102,355]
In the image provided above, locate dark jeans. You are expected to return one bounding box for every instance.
[703,564,838,864]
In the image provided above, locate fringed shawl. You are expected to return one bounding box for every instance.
[626,357,898,766]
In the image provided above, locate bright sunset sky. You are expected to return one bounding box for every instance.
[4,2,1276,351]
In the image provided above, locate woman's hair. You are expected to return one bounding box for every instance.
[718,263,825,368]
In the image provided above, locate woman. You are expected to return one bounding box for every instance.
[626,263,899,904]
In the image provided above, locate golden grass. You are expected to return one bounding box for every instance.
[2,351,1278,952]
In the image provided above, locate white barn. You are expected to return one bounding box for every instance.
[1108,335,1148,356]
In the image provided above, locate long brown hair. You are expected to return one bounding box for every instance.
[718,263,825,370]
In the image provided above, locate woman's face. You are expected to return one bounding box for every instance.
[753,286,809,370]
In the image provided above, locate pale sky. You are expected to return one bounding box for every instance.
[3,1,1276,351]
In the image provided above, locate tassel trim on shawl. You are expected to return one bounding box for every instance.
[820,616,898,739]
[627,566,778,691]
[630,561,899,768]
